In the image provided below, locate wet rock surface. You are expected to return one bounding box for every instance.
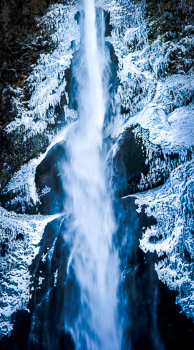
[28,217,77,350]
[0,217,76,350]
[112,125,191,196]
[35,141,66,215]
[115,196,194,350]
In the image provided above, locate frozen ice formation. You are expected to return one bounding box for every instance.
[135,160,194,319]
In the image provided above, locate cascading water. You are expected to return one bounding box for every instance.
[63,0,121,349]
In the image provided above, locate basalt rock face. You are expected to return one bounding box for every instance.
[0,0,64,110]
[0,0,71,191]
[0,0,193,348]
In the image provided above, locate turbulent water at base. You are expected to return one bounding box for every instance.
[63,0,120,349]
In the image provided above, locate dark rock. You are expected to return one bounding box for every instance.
[1,68,18,83]
[104,10,113,37]
[0,187,39,214]
[74,11,81,24]
[113,127,149,196]
[0,241,9,257]
[65,64,78,110]
[113,125,191,196]
[28,216,77,350]
[114,196,194,350]
[16,233,24,240]
[146,0,194,43]
[0,310,31,350]
[35,141,66,214]
[0,130,49,191]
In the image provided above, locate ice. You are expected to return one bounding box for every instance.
[134,160,194,318]
[0,206,61,337]
[5,4,80,139]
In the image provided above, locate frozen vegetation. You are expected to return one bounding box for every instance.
[0,2,80,337]
[135,160,194,319]
[0,205,60,335]
[106,0,194,318]
[6,4,80,139]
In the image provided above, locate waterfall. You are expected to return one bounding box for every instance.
[63,0,120,349]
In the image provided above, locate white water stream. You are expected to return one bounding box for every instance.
[63,0,120,349]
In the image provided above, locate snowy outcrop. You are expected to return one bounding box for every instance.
[105,0,194,319]
[0,2,79,190]
[7,4,80,137]
[135,160,194,319]
[0,205,60,336]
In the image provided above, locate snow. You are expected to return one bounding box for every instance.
[104,0,194,154]
[134,160,194,318]
[0,116,77,337]
[0,206,61,337]
[5,4,80,138]
[103,0,194,320]
[2,120,77,211]
[129,102,194,153]
[0,3,81,336]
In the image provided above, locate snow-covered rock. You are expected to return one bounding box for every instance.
[135,160,194,318]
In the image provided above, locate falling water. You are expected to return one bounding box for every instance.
[63,0,120,349]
